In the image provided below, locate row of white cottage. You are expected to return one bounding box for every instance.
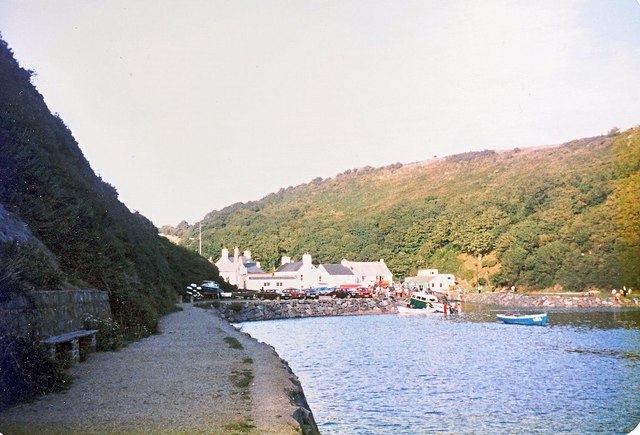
[214,247,392,291]
[214,247,456,292]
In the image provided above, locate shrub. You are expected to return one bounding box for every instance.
[482,258,498,268]
[229,302,244,312]
[0,241,64,301]
[0,335,70,410]
[83,315,124,351]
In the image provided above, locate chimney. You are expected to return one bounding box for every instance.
[244,250,252,259]
[303,253,312,265]
[234,247,240,262]
[281,256,291,265]
[222,248,229,260]
[256,261,261,269]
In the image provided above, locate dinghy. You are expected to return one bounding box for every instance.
[496,312,547,326]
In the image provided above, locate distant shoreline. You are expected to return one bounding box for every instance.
[461,291,639,309]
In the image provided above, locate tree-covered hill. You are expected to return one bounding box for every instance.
[176,128,639,292]
[0,37,219,336]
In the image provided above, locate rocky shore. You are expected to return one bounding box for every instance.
[0,304,319,435]
[462,292,637,309]
[214,298,397,323]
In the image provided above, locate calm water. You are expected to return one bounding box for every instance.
[237,306,640,434]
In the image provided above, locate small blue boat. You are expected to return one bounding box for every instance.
[497,312,547,326]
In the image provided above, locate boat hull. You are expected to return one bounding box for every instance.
[497,313,547,326]
[398,305,436,314]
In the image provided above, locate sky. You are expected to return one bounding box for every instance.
[1,1,639,227]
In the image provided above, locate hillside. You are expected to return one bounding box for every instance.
[0,37,220,336]
[173,128,640,292]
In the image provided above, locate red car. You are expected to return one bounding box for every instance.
[286,288,307,299]
[357,287,373,298]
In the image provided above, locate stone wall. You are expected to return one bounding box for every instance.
[0,289,111,339]
[462,292,628,309]
[214,298,397,323]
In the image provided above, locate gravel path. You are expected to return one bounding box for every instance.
[0,304,313,434]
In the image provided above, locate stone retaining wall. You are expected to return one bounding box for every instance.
[0,289,111,339]
[214,298,397,323]
[462,292,629,309]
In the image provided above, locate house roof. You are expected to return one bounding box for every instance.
[321,264,354,276]
[276,261,303,273]
[215,255,264,273]
[346,261,392,277]
[244,261,264,273]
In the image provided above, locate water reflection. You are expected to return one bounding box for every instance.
[239,307,640,434]
[460,303,640,330]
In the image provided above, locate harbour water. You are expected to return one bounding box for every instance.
[238,306,640,434]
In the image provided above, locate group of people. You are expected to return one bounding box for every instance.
[612,287,633,301]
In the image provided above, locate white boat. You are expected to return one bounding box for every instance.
[397,305,436,314]
[431,302,446,313]
[409,291,439,308]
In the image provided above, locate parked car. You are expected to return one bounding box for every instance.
[329,288,356,299]
[233,290,258,300]
[305,289,319,299]
[279,289,293,300]
[258,289,279,300]
[287,288,306,299]
[357,287,373,298]
[314,286,333,297]
[258,289,291,300]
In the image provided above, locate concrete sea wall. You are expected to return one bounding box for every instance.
[214,298,398,323]
[462,292,629,309]
[0,289,111,339]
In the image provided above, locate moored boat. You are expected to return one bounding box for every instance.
[409,291,439,309]
[397,305,436,314]
[497,312,547,326]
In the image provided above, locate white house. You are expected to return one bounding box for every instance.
[317,263,358,288]
[274,253,319,289]
[214,247,264,289]
[245,274,298,291]
[341,259,393,288]
[404,269,456,291]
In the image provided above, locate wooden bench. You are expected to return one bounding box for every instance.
[42,330,98,364]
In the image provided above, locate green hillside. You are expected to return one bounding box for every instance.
[0,37,219,336]
[179,129,639,292]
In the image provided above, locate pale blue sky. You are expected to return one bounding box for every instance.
[1,1,639,226]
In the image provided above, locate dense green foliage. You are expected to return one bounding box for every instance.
[0,37,219,336]
[0,336,70,409]
[180,131,639,292]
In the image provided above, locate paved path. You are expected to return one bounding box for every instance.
[0,304,308,434]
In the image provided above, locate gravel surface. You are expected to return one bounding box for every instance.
[0,304,310,434]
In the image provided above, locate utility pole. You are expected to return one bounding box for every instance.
[476,253,481,293]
